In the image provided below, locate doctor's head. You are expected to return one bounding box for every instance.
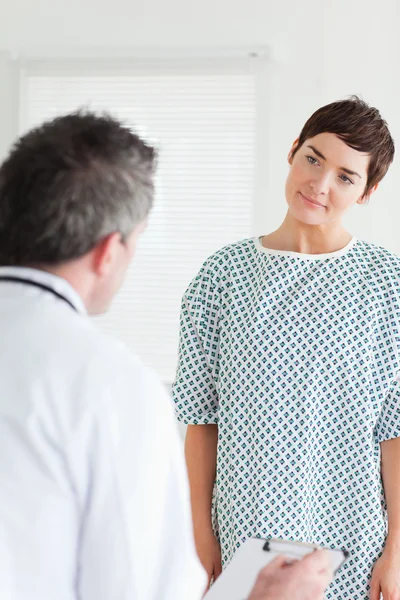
[285,96,395,227]
[0,112,156,314]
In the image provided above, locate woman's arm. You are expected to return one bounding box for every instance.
[369,437,400,600]
[381,437,400,548]
[185,424,221,588]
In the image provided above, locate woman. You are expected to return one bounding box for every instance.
[173,97,400,600]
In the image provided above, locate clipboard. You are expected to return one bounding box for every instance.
[204,537,349,600]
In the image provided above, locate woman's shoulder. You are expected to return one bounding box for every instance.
[184,238,257,297]
[354,239,400,273]
[199,237,257,274]
[353,240,400,300]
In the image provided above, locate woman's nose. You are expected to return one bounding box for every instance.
[309,173,330,195]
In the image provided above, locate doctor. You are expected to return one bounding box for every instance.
[0,111,332,600]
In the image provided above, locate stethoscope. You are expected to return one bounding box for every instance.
[0,276,78,312]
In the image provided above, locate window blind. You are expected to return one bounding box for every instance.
[20,59,257,382]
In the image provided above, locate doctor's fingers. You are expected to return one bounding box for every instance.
[257,555,288,577]
[297,550,332,573]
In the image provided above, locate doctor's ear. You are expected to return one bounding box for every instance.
[92,232,122,276]
[357,183,379,205]
[288,138,300,165]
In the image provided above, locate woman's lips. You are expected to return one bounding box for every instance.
[299,192,326,208]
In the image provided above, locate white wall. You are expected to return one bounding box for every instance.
[0,0,399,442]
[0,0,399,252]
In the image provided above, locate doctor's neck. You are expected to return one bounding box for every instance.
[36,252,109,316]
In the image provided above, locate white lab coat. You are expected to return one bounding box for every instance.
[0,267,206,600]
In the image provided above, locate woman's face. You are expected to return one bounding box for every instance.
[285,132,372,226]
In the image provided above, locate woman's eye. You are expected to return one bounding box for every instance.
[339,174,354,185]
[306,155,318,165]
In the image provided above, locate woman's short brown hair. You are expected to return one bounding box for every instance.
[292,96,395,196]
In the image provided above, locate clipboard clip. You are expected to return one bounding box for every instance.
[262,538,349,561]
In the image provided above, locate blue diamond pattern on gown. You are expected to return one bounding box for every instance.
[173,237,400,600]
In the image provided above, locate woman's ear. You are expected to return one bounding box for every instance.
[288,138,300,165]
[357,183,379,205]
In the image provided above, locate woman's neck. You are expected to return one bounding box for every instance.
[261,212,353,255]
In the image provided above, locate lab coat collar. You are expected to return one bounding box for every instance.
[0,266,87,315]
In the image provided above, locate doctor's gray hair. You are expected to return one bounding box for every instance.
[0,111,156,266]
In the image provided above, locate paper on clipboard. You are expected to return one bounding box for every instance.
[204,537,348,600]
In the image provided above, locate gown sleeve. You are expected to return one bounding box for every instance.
[376,375,400,443]
[172,258,222,425]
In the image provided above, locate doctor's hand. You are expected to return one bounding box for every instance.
[248,550,333,600]
[195,529,222,590]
